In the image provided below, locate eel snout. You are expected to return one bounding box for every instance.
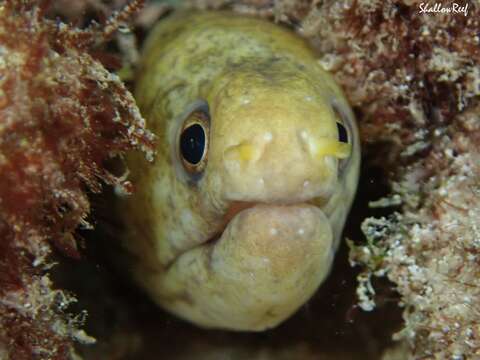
[161,203,333,331]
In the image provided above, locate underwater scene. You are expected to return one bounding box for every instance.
[0,0,479,359]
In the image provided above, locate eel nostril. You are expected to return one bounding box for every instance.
[223,132,275,168]
[297,129,351,160]
[223,141,258,168]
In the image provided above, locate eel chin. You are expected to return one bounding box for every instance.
[148,203,334,331]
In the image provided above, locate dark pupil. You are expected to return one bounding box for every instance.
[180,124,205,165]
[337,122,348,143]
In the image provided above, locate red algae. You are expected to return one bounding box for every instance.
[0,0,154,358]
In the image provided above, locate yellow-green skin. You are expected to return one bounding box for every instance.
[120,11,360,331]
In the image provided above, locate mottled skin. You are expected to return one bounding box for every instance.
[119,11,360,331]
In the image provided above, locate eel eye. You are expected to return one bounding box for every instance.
[181,124,206,165]
[331,99,354,172]
[331,100,352,148]
[178,106,210,176]
[336,122,349,143]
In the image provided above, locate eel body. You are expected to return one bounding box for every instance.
[119,11,360,331]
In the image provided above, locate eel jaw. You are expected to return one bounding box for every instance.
[153,202,335,331]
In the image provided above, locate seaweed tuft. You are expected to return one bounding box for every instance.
[0,1,154,358]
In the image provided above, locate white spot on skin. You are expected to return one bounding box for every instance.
[270,228,278,236]
[258,178,265,186]
[300,130,308,140]
[242,98,251,105]
[303,180,310,188]
[298,228,305,235]
[263,132,273,142]
[305,96,313,102]
[181,210,194,225]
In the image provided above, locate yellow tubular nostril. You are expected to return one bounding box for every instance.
[315,139,351,159]
[224,142,258,165]
[298,130,351,160]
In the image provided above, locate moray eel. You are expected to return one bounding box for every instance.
[119,11,360,331]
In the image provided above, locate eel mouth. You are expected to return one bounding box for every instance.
[166,197,332,270]
[206,198,330,248]
[162,200,335,331]
[221,201,259,230]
